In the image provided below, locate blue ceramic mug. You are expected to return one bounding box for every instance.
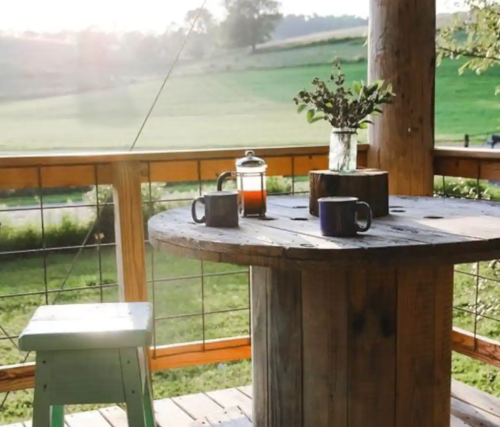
[318,197,372,237]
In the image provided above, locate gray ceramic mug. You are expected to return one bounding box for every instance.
[191,191,239,228]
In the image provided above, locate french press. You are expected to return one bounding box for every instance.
[217,150,267,217]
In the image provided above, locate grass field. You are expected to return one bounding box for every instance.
[1,57,500,153]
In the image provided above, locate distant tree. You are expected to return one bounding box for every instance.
[221,0,282,52]
[185,8,214,35]
[184,8,215,59]
[438,0,500,92]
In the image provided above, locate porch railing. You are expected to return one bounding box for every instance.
[0,144,499,395]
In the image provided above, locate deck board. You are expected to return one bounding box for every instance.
[171,393,223,420]
[206,388,253,417]
[205,407,252,427]
[5,381,500,427]
[154,398,197,427]
[65,410,111,427]
[99,406,127,427]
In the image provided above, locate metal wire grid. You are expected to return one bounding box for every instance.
[0,164,119,361]
[435,175,500,347]
[0,154,310,368]
[141,157,307,359]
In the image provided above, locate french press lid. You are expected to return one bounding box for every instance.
[235,150,267,168]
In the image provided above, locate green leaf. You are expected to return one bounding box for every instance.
[306,109,315,123]
[359,122,368,129]
[325,102,333,109]
[297,104,307,114]
[310,115,325,124]
[353,81,362,94]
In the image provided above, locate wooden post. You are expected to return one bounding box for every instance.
[464,134,470,148]
[112,161,147,302]
[368,0,436,196]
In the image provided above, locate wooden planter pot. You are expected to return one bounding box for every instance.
[309,169,389,218]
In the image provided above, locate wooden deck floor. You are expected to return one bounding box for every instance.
[5,380,500,427]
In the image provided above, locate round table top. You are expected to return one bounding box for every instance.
[148,196,500,269]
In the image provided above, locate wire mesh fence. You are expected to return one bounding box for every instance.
[435,174,500,380]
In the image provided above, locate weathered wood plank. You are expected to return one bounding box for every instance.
[452,327,500,369]
[112,161,147,302]
[237,386,252,398]
[348,267,396,427]
[99,406,128,427]
[268,269,302,427]
[435,267,454,427]
[154,398,196,427]
[172,393,223,420]
[149,196,500,270]
[302,269,348,427]
[65,411,111,427]
[205,388,252,416]
[250,267,269,427]
[452,396,500,427]
[396,267,453,427]
[205,407,252,427]
[452,380,500,419]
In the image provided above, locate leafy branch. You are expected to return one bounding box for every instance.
[437,0,500,91]
[293,62,395,130]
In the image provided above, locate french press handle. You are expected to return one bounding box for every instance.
[217,171,235,191]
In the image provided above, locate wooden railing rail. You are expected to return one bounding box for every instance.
[434,146,500,181]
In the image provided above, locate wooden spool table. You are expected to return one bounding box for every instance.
[148,196,500,427]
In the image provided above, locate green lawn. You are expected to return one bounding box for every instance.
[1,58,500,153]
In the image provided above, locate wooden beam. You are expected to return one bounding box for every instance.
[0,337,251,392]
[150,337,251,371]
[112,161,147,302]
[452,327,500,368]
[368,0,435,195]
[0,362,35,393]
[0,145,369,190]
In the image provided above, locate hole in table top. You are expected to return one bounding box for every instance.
[392,226,405,232]
[188,222,196,225]
[293,205,308,209]
[300,244,316,248]
[389,205,404,209]
[390,209,406,213]
[258,216,277,221]
[424,215,444,220]
[291,217,308,221]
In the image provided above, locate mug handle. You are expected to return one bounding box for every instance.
[191,197,206,224]
[356,201,372,233]
[217,171,234,191]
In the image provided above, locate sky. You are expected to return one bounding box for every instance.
[1,0,463,33]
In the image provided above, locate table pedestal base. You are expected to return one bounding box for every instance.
[251,265,454,427]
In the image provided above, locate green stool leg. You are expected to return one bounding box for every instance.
[50,406,64,427]
[143,375,156,427]
[120,348,148,427]
[33,353,51,427]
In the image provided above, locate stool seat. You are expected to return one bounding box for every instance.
[19,302,153,351]
[20,302,156,427]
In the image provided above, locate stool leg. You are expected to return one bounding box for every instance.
[50,406,64,427]
[143,373,156,427]
[32,353,51,427]
[120,348,148,427]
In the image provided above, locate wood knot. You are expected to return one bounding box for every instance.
[380,316,395,337]
[351,314,366,334]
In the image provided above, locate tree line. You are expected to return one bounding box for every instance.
[14,1,369,62]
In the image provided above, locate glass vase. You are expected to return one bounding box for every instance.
[329,128,358,173]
